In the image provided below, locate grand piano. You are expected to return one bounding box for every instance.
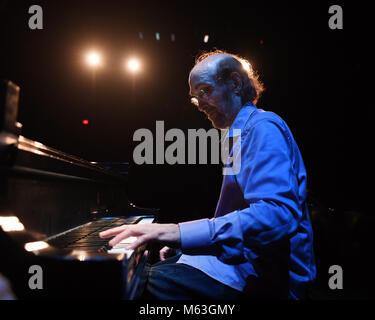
[0,80,158,299]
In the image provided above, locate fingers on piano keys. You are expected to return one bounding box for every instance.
[106,217,154,257]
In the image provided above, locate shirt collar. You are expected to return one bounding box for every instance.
[221,103,257,141]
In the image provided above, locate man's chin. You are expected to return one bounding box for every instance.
[209,118,229,129]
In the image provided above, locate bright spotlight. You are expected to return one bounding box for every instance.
[86,51,102,67]
[127,58,141,73]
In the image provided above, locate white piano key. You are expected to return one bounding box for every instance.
[119,236,137,244]
[137,217,154,224]
[107,247,134,259]
[111,243,128,249]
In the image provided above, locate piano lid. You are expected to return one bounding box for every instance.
[0,79,127,183]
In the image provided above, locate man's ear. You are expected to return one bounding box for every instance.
[230,72,242,94]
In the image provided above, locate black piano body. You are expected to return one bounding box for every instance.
[0,80,158,299]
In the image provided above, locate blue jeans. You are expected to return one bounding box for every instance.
[138,254,242,300]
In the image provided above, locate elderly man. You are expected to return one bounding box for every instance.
[100,50,316,300]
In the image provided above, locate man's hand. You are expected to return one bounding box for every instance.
[99,223,181,251]
[159,246,177,261]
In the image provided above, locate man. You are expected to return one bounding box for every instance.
[100,50,316,300]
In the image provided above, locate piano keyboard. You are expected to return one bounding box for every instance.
[45,216,154,256]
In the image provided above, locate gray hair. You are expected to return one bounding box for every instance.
[194,49,265,105]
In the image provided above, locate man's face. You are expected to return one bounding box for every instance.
[189,67,236,129]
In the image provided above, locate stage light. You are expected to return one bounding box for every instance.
[25,241,49,252]
[82,119,89,125]
[155,32,160,40]
[0,216,24,232]
[127,58,141,73]
[86,51,102,67]
[203,34,209,43]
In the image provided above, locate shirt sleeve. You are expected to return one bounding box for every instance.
[178,118,302,264]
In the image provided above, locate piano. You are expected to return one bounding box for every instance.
[0,80,158,299]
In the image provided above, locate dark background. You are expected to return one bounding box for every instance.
[0,1,372,298]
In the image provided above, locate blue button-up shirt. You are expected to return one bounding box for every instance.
[177,104,316,299]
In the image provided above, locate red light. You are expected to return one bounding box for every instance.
[260,39,264,45]
[82,119,89,125]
